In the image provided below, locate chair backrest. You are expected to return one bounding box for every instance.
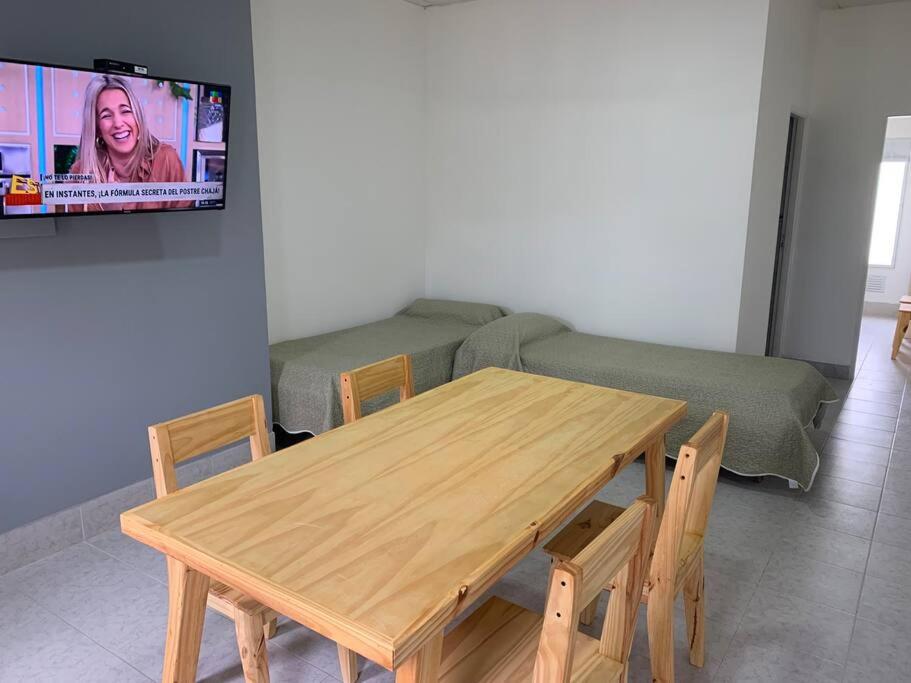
[650,411,729,595]
[339,354,415,424]
[148,395,271,498]
[533,497,657,683]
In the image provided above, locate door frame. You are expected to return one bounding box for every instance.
[766,114,805,357]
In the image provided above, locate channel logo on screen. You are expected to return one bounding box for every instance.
[4,176,43,207]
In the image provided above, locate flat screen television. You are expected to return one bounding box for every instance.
[0,58,230,220]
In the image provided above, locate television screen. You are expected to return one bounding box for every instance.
[0,58,230,219]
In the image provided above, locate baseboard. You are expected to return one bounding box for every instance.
[0,439,259,576]
[804,359,853,381]
[863,301,897,317]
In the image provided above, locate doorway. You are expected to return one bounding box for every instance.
[863,116,911,313]
[766,115,804,357]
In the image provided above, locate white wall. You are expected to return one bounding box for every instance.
[781,2,911,369]
[424,0,769,351]
[252,0,427,343]
[735,0,819,355]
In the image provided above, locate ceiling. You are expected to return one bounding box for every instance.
[402,0,911,7]
[401,0,478,7]
[818,0,911,8]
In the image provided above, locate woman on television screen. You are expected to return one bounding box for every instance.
[68,74,191,212]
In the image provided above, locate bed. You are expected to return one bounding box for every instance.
[452,313,838,490]
[270,298,506,435]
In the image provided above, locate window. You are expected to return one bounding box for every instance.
[868,160,908,267]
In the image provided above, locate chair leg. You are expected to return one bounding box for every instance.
[647,588,675,683]
[338,643,359,683]
[263,616,278,640]
[683,551,705,668]
[235,609,270,683]
[580,594,600,626]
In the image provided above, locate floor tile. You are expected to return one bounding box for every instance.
[776,521,870,571]
[822,438,891,466]
[842,397,900,418]
[853,370,905,386]
[713,636,844,683]
[184,626,333,683]
[851,377,904,393]
[699,554,766,634]
[873,512,911,550]
[829,423,894,448]
[626,606,732,682]
[3,543,163,627]
[846,617,911,681]
[758,552,862,613]
[885,466,911,492]
[704,509,784,562]
[846,388,902,406]
[889,447,911,471]
[732,588,854,665]
[0,581,150,682]
[809,475,882,512]
[866,541,911,584]
[891,430,911,452]
[271,621,360,679]
[357,661,395,682]
[86,529,167,584]
[835,409,897,432]
[856,367,906,381]
[820,456,887,486]
[858,574,911,630]
[880,488,911,519]
[793,497,877,539]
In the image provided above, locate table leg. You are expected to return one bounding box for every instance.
[645,434,667,520]
[162,557,210,683]
[395,632,443,683]
[892,310,910,360]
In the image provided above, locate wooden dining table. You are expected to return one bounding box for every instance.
[121,367,686,682]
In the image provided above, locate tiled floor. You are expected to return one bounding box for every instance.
[4,315,911,682]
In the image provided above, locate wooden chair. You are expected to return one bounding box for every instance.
[149,395,351,683]
[437,497,657,683]
[542,411,729,683]
[340,354,414,424]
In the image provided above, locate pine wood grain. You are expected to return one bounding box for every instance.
[543,411,728,683]
[123,368,686,673]
[437,499,656,683]
[162,558,210,683]
[893,303,911,359]
[341,354,415,424]
[234,610,270,683]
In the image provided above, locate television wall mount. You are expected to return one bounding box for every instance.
[93,59,149,77]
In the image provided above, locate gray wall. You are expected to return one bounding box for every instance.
[0,0,270,533]
[781,3,911,370]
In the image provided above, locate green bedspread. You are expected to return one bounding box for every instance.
[270,299,505,434]
[453,314,838,490]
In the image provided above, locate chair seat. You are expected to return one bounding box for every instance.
[439,597,624,683]
[544,501,705,597]
[207,580,275,619]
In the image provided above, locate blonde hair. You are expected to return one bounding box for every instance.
[75,75,159,182]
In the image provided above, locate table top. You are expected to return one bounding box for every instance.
[121,368,686,669]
